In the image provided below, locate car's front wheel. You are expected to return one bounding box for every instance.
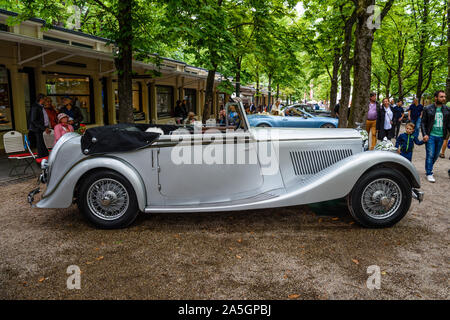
[347,168,412,228]
[320,123,336,128]
[78,169,139,229]
[257,123,271,127]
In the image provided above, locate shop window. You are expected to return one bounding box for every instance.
[184,88,196,114]
[114,81,143,121]
[0,66,13,131]
[156,85,173,118]
[218,93,225,111]
[45,73,94,124]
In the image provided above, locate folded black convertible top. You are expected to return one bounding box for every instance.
[80,123,177,155]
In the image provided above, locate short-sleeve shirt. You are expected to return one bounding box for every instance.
[368,102,377,120]
[408,104,423,121]
[392,106,404,121]
[430,107,444,137]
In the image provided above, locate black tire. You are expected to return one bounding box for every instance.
[347,168,412,228]
[257,123,271,127]
[320,123,336,128]
[78,169,139,229]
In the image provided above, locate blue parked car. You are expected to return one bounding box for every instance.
[248,105,338,128]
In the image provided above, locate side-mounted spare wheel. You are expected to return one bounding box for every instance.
[78,169,139,229]
[347,168,412,228]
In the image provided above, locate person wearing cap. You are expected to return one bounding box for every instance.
[59,96,83,130]
[54,113,74,144]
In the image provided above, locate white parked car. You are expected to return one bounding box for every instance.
[29,99,423,229]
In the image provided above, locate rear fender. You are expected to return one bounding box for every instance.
[36,157,146,210]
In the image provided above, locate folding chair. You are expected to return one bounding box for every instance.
[43,129,55,149]
[24,134,48,166]
[3,131,36,176]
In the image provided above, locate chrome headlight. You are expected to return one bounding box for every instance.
[357,129,369,151]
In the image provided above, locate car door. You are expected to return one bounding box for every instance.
[157,114,264,205]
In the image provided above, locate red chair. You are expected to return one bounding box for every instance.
[24,134,48,168]
[3,131,37,176]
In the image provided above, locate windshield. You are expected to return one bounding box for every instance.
[224,102,248,130]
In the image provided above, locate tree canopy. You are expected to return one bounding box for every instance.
[1,0,449,126]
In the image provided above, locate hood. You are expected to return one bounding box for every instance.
[249,127,362,142]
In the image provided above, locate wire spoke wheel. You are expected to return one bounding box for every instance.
[87,178,129,221]
[361,178,402,220]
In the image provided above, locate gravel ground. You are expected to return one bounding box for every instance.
[0,129,449,300]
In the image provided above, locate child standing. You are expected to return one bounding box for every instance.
[395,122,424,161]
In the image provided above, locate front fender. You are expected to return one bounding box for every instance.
[36,156,147,211]
[281,150,421,205]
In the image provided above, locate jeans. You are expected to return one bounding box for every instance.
[393,120,401,139]
[412,118,421,138]
[425,135,444,176]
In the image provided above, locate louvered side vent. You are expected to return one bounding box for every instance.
[289,149,353,175]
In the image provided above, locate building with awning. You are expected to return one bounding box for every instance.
[0,9,273,146]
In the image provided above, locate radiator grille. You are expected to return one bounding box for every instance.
[289,149,353,175]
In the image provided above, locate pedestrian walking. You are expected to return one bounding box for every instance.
[376,98,394,141]
[421,90,450,183]
[407,98,424,138]
[366,92,380,150]
[392,98,405,140]
[29,93,50,158]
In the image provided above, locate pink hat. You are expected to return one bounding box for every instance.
[57,113,69,122]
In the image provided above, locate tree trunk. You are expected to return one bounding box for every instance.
[397,48,404,99]
[376,78,381,101]
[202,66,217,123]
[235,56,241,97]
[268,74,272,107]
[350,0,394,128]
[329,49,340,118]
[276,84,279,101]
[349,1,375,128]
[338,10,356,128]
[116,0,134,123]
[416,0,429,101]
[447,0,450,102]
[256,73,260,106]
[385,68,392,98]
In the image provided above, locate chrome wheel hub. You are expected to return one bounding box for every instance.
[87,178,129,221]
[361,178,402,219]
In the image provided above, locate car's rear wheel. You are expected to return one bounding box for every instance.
[347,168,412,228]
[257,123,271,127]
[320,123,335,128]
[78,169,139,229]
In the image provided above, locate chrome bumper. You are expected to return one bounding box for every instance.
[27,163,48,206]
[412,189,424,202]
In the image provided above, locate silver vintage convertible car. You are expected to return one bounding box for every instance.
[29,98,423,229]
